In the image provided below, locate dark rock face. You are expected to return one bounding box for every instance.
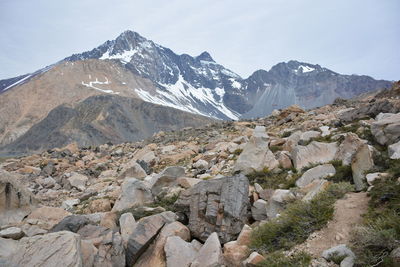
[50,215,91,233]
[175,174,249,244]
[241,61,392,118]
[339,99,400,122]
[125,211,177,266]
[0,94,214,156]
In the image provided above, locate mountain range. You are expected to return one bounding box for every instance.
[0,30,392,155]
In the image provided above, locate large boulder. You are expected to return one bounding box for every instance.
[118,160,147,180]
[234,127,279,174]
[135,221,190,267]
[291,141,338,171]
[164,236,201,267]
[175,174,249,243]
[251,199,268,221]
[9,231,83,266]
[150,166,185,197]
[191,232,224,267]
[335,133,366,165]
[266,189,295,218]
[0,169,38,225]
[68,172,88,191]
[112,178,153,212]
[78,225,125,267]
[371,113,400,145]
[125,211,177,266]
[295,164,336,188]
[0,236,19,259]
[119,212,137,246]
[351,144,374,191]
[223,225,252,267]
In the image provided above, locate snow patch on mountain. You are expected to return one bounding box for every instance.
[100,48,139,63]
[296,65,315,73]
[81,77,119,94]
[135,74,239,120]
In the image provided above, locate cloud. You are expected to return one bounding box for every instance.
[0,0,398,80]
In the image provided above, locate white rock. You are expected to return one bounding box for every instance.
[352,144,374,191]
[164,236,200,267]
[0,237,19,259]
[193,159,209,169]
[10,231,82,266]
[251,199,268,221]
[112,178,153,212]
[61,199,80,211]
[191,232,223,267]
[119,213,137,246]
[296,164,336,188]
[0,227,24,240]
[389,141,400,159]
[234,135,279,174]
[366,172,389,186]
[292,141,338,171]
[68,172,88,191]
[320,126,331,137]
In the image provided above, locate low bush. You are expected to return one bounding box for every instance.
[281,131,292,138]
[269,145,283,153]
[350,175,400,266]
[258,251,311,267]
[246,168,299,189]
[250,183,353,253]
[233,148,243,155]
[328,160,353,183]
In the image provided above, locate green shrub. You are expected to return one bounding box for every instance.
[258,251,311,267]
[250,183,352,253]
[308,134,333,144]
[270,145,283,153]
[151,194,180,212]
[233,148,243,155]
[350,175,400,266]
[328,160,353,183]
[246,168,299,189]
[282,131,292,138]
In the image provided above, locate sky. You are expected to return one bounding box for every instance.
[0,0,399,81]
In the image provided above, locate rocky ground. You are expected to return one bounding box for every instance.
[1,82,400,266]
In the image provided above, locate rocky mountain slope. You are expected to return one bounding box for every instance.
[0,94,214,157]
[1,82,399,266]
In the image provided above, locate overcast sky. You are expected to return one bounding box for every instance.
[0,0,399,80]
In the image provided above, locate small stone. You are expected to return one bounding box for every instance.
[242,252,265,266]
[61,199,80,211]
[0,227,24,240]
[193,159,209,169]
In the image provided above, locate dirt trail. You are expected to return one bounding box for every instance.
[293,192,369,257]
